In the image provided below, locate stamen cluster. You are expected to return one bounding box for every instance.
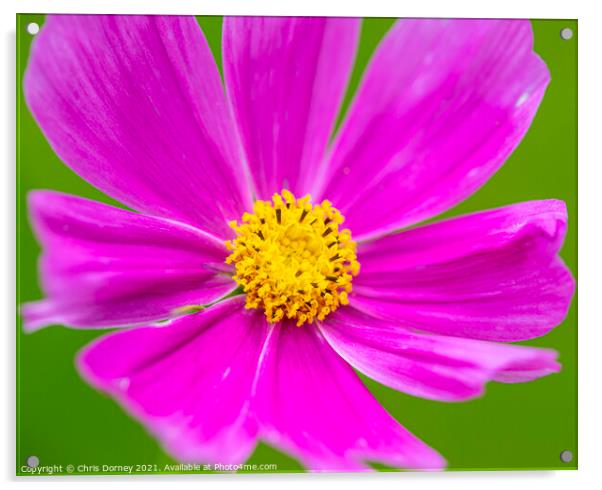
[225,190,360,326]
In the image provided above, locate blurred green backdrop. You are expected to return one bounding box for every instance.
[16,15,577,474]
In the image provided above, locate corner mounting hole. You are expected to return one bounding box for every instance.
[26,22,40,35]
[560,27,573,40]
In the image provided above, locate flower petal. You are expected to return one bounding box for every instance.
[77,297,264,465]
[320,307,560,402]
[223,17,360,199]
[24,15,252,238]
[315,19,550,239]
[255,322,445,471]
[22,191,234,331]
[352,200,575,341]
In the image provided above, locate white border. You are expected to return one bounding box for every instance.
[2,1,601,489]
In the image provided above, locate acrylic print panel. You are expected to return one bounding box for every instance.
[16,14,577,475]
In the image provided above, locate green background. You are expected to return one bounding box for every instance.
[16,15,578,474]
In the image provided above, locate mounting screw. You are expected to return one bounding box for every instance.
[560,450,573,463]
[26,22,40,36]
[560,27,573,40]
[26,455,39,468]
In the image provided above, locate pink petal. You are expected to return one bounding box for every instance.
[352,200,575,341]
[79,300,444,470]
[22,191,234,331]
[24,15,252,239]
[315,19,550,240]
[223,17,359,199]
[255,322,445,471]
[320,307,560,402]
[77,297,264,465]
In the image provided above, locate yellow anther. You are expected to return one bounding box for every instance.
[225,191,360,326]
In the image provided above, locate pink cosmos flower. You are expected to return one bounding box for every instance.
[22,15,575,471]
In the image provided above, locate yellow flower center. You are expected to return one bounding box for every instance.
[225,190,360,326]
